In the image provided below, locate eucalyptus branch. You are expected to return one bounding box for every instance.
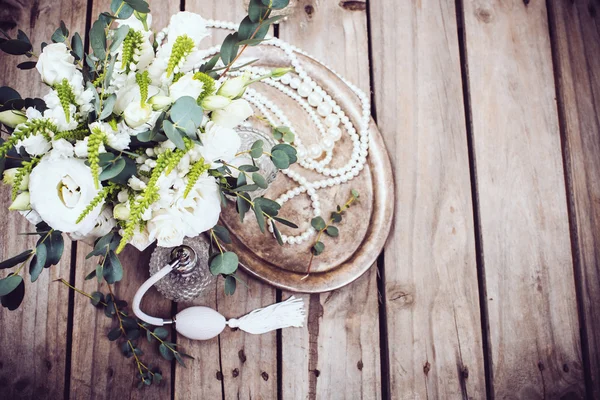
[218,14,268,79]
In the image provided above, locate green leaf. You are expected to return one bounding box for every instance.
[261,0,289,9]
[0,250,33,269]
[109,24,130,52]
[239,165,259,172]
[351,189,360,199]
[236,194,251,222]
[104,54,116,88]
[60,20,69,37]
[220,33,239,65]
[238,16,269,42]
[273,216,298,229]
[255,197,280,216]
[199,53,221,72]
[170,96,203,133]
[124,0,150,13]
[153,372,163,384]
[29,243,47,282]
[84,269,97,280]
[99,157,126,181]
[108,156,137,185]
[260,14,286,26]
[17,29,31,45]
[159,343,174,361]
[251,173,267,189]
[108,327,122,341]
[212,225,232,244]
[311,216,326,231]
[270,149,290,169]
[90,291,104,306]
[17,61,37,70]
[209,252,239,275]
[271,221,283,245]
[174,352,186,367]
[250,140,263,158]
[127,329,141,340]
[90,19,107,59]
[111,0,134,18]
[272,143,297,164]
[0,274,23,296]
[153,327,169,340]
[326,226,339,237]
[224,275,236,295]
[70,32,84,60]
[0,274,25,310]
[312,241,325,256]
[51,27,67,43]
[122,316,138,331]
[253,202,266,233]
[0,40,32,55]
[103,250,123,284]
[163,120,186,150]
[99,93,116,120]
[248,0,270,22]
[331,212,342,223]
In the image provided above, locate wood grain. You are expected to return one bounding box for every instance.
[67,2,180,399]
[461,0,585,397]
[279,2,381,399]
[547,1,600,397]
[0,0,84,398]
[174,2,278,399]
[369,0,486,398]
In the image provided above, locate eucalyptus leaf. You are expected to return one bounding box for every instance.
[252,173,267,189]
[272,143,297,164]
[239,165,259,172]
[270,149,289,169]
[0,274,24,310]
[91,291,104,306]
[111,0,135,18]
[248,0,270,23]
[261,0,289,9]
[104,56,116,88]
[108,156,136,185]
[224,275,236,295]
[163,120,186,150]
[253,203,266,233]
[312,241,325,256]
[153,327,169,340]
[212,225,232,244]
[170,96,203,132]
[29,242,47,282]
[103,250,123,284]
[238,16,269,42]
[159,343,174,361]
[209,252,239,275]
[273,216,298,228]
[254,197,280,216]
[124,0,150,13]
[220,33,239,65]
[51,27,67,43]
[326,226,339,237]
[71,32,84,60]
[99,157,126,181]
[0,40,32,55]
[271,221,283,245]
[108,327,122,341]
[45,231,64,267]
[17,62,36,70]
[236,194,251,222]
[311,216,326,231]
[17,30,30,45]
[90,19,107,59]
[110,24,130,52]
[250,140,263,158]
[99,94,116,120]
[0,250,33,269]
[0,274,23,296]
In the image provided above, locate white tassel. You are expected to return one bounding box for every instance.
[226,296,306,334]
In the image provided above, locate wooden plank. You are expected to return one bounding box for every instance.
[0,0,85,398]
[369,0,486,398]
[174,2,277,399]
[68,2,180,399]
[547,1,600,397]
[278,2,381,399]
[461,0,585,397]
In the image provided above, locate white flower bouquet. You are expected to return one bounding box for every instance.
[0,0,296,308]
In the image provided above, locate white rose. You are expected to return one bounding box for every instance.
[217,74,250,99]
[198,121,241,166]
[129,227,153,251]
[210,99,253,129]
[177,175,221,237]
[15,134,51,156]
[48,138,75,160]
[28,157,103,234]
[169,73,204,102]
[36,43,77,86]
[70,206,116,241]
[124,102,153,128]
[167,12,209,46]
[147,209,186,247]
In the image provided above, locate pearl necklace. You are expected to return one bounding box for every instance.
[157,21,371,245]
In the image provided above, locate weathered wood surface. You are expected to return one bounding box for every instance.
[461,0,585,398]
[0,0,83,398]
[3,0,600,398]
[369,0,486,398]
[278,2,382,399]
[547,1,600,397]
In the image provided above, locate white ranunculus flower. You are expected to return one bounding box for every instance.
[198,121,241,166]
[15,133,51,156]
[48,138,75,160]
[36,43,77,86]
[70,206,116,241]
[124,102,153,128]
[177,175,221,237]
[28,157,103,234]
[169,73,204,101]
[147,209,186,247]
[210,99,253,129]
[167,12,209,46]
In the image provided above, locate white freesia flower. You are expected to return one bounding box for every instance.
[71,206,116,241]
[176,175,221,237]
[28,157,103,234]
[74,137,106,158]
[167,12,209,46]
[36,43,77,86]
[198,121,241,166]
[210,99,253,129]
[15,133,51,156]
[147,209,186,247]
[169,73,204,101]
[48,138,75,160]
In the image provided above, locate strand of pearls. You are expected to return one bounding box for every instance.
[198,20,371,245]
